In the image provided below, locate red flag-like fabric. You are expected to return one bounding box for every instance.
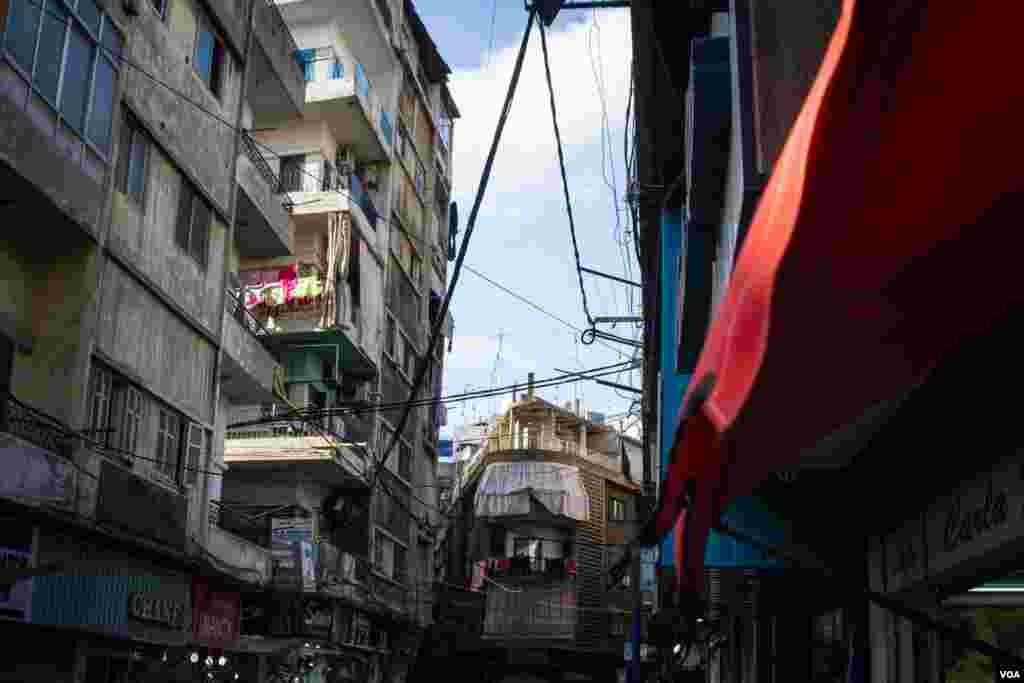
[661,0,1024,595]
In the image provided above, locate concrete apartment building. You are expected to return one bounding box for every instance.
[421,390,648,683]
[0,0,455,679]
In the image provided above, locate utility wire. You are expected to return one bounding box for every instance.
[228,361,637,429]
[368,10,538,498]
[538,20,592,329]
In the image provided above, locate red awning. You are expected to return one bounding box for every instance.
[659,0,1024,594]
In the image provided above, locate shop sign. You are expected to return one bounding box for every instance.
[0,522,36,622]
[129,592,186,629]
[883,453,1024,591]
[0,434,74,507]
[192,578,240,644]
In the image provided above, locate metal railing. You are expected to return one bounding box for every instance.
[279,160,378,228]
[256,0,303,86]
[240,130,293,212]
[3,394,71,456]
[483,586,577,638]
[225,287,276,352]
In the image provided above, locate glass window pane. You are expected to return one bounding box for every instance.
[100,16,121,58]
[34,1,68,105]
[5,0,42,73]
[60,26,92,133]
[77,0,101,37]
[194,24,214,85]
[87,56,115,153]
[128,130,147,201]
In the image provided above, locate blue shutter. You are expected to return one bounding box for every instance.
[298,48,315,82]
[330,58,343,80]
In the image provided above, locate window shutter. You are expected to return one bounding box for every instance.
[330,57,343,80]
[89,365,113,446]
[185,423,204,484]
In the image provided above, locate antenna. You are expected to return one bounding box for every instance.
[489,329,505,416]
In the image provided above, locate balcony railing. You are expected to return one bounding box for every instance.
[240,130,294,212]
[483,586,576,639]
[225,287,276,352]
[3,395,71,456]
[279,160,378,229]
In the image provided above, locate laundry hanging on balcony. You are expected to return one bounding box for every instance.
[474,462,589,522]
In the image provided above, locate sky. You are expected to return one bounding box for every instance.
[413,2,641,441]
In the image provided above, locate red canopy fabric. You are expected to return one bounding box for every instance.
[659,0,1024,595]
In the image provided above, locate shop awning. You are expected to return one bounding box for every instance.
[651,0,1024,595]
[474,462,589,522]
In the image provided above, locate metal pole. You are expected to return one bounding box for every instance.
[628,545,643,683]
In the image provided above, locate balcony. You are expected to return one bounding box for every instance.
[235,131,294,258]
[483,585,577,640]
[279,159,379,233]
[248,0,306,122]
[205,503,273,584]
[1,396,77,509]
[225,417,372,488]
[302,55,392,162]
[221,288,282,405]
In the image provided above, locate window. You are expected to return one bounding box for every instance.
[183,422,205,485]
[116,110,150,205]
[156,408,180,478]
[194,9,226,97]
[87,363,113,446]
[374,530,407,584]
[611,615,625,636]
[2,0,121,154]
[175,177,212,269]
[609,497,626,522]
[109,383,145,459]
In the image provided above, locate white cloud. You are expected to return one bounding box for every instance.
[448,10,633,204]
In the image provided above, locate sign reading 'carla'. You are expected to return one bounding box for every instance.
[884,453,1024,592]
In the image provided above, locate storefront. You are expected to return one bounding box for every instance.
[870,450,1024,681]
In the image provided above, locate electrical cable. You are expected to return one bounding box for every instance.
[367,9,538,499]
[463,265,632,360]
[227,361,637,429]
[538,19,593,329]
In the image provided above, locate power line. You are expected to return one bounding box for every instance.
[368,10,539,503]
[538,20,593,329]
[227,361,637,429]
[462,265,633,360]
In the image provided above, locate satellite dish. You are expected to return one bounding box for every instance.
[447,202,459,261]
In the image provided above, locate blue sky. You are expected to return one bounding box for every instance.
[414,3,640,438]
